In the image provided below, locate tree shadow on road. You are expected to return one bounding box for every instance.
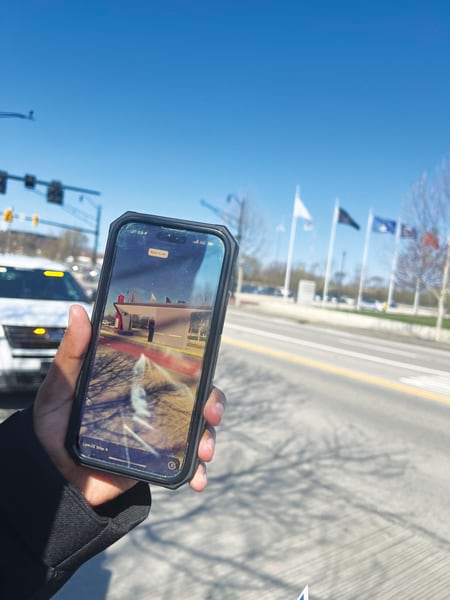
[100,348,413,600]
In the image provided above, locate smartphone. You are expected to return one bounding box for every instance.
[66,212,238,489]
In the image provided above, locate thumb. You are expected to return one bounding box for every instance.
[48,304,92,393]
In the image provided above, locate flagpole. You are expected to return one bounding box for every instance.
[357,209,373,310]
[436,237,450,341]
[322,198,339,306]
[283,187,299,300]
[387,217,401,309]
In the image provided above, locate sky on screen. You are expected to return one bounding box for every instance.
[1,0,450,282]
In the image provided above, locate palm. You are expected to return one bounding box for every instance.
[34,367,135,506]
[32,305,224,506]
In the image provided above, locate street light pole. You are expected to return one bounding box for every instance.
[200,194,246,302]
[0,110,34,120]
[226,194,246,301]
[92,203,102,266]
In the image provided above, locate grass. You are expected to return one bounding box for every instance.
[330,308,450,329]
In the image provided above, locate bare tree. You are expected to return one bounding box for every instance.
[396,166,450,313]
[227,198,266,302]
[239,201,266,260]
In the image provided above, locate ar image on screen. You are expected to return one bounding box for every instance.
[79,222,225,478]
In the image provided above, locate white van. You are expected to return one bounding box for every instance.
[0,254,92,391]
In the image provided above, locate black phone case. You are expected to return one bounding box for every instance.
[66,211,238,489]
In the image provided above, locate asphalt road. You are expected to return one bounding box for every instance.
[7,308,450,599]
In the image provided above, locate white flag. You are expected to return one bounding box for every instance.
[293,188,312,221]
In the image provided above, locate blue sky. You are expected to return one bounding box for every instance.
[1,0,450,283]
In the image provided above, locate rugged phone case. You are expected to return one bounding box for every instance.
[66,211,238,489]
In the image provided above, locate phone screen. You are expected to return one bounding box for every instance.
[78,221,226,479]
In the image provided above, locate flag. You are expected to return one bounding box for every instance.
[338,208,360,230]
[372,216,396,234]
[400,224,417,239]
[293,188,312,221]
[423,231,439,249]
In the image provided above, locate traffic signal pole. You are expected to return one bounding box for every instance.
[5,173,100,197]
[20,214,96,235]
[0,170,101,264]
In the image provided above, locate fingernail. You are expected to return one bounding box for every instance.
[206,437,215,454]
[200,468,207,486]
[68,307,73,328]
[215,402,224,421]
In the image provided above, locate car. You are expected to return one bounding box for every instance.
[341,296,355,306]
[257,286,293,298]
[257,286,282,297]
[359,297,384,312]
[0,254,92,391]
[240,284,259,294]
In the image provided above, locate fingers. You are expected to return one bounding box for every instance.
[203,386,226,427]
[189,462,207,492]
[198,425,216,463]
[190,387,226,492]
[46,305,92,395]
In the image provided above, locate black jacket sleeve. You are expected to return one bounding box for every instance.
[0,408,151,600]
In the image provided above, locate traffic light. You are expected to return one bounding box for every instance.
[3,208,13,223]
[0,171,7,194]
[24,174,36,189]
[47,180,64,204]
[31,214,39,227]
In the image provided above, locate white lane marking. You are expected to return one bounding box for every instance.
[224,322,450,377]
[227,309,450,359]
[228,310,292,326]
[314,325,450,357]
[338,338,417,358]
[400,376,450,396]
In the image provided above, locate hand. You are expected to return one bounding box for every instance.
[33,305,226,506]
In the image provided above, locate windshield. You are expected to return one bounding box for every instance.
[0,267,89,302]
